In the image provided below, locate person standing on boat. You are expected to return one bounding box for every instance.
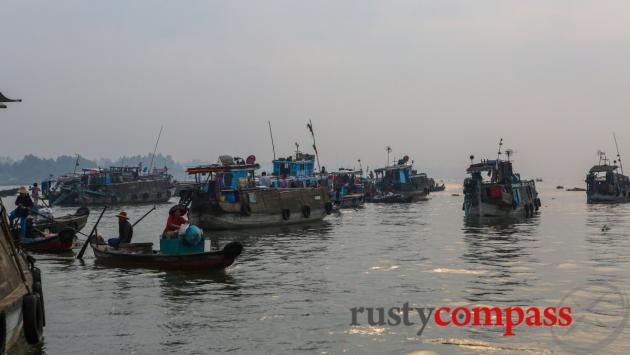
[30,182,40,207]
[259,171,272,187]
[9,186,34,237]
[107,211,133,248]
[280,174,289,188]
[163,205,187,239]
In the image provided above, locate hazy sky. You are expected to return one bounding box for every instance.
[2,1,630,181]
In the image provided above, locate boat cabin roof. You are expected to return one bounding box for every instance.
[187,164,260,175]
[331,169,362,175]
[373,164,411,173]
[589,164,619,173]
[466,159,510,173]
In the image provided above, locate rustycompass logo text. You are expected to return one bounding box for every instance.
[350,303,572,336]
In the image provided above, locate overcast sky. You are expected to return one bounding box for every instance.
[2,1,630,181]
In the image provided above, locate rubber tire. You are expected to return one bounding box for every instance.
[302,206,311,218]
[223,241,243,259]
[281,209,291,221]
[22,293,44,344]
[58,227,76,244]
[0,312,6,355]
[32,267,42,282]
[240,203,252,217]
[324,202,333,215]
[32,281,46,327]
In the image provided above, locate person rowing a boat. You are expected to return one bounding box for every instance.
[9,186,34,237]
[107,211,133,248]
[163,205,188,239]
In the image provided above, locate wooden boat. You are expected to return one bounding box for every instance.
[326,169,365,209]
[17,228,77,253]
[44,166,174,206]
[33,206,89,233]
[366,155,432,203]
[463,141,541,218]
[1,199,46,351]
[183,154,332,230]
[90,241,243,270]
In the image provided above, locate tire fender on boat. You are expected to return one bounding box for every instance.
[32,281,46,327]
[223,241,243,259]
[324,202,333,215]
[0,311,6,354]
[58,227,76,244]
[240,203,252,216]
[22,293,44,344]
[302,205,311,218]
[281,209,291,220]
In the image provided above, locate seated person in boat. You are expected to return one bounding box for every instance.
[9,186,34,237]
[108,211,133,248]
[163,205,188,239]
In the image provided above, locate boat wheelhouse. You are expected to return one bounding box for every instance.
[463,155,540,218]
[270,152,320,187]
[182,155,332,230]
[44,166,174,206]
[367,156,431,203]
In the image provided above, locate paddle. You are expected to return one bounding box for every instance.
[76,206,108,259]
[132,205,157,228]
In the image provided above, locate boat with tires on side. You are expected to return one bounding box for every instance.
[180,154,332,230]
[463,141,541,218]
[586,149,630,204]
[1,199,46,352]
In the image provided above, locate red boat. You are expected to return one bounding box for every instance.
[18,228,76,253]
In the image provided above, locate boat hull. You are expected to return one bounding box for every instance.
[33,208,89,233]
[20,235,75,253]
[48,178,174,206]
[91,242,242,270]
[367,190,428,203]
[587,193,630,204]
[335,194,365,209]
[188,187,332,230]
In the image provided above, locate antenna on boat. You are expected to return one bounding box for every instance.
[306,119,322,172]
[505,148,515,162]
[385,146,392,166]
[469,155,475,164]
[613,132,624,175]
[358,159,363,175]
[295,142,300,157]
[268,121,276,160]
[149,125,163,173]
[496,138,503,160]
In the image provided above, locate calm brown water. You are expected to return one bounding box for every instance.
[3,183,630,354]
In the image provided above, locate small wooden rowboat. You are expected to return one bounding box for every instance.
[90,241,243,270]
[19,228,77,253]
[33,206,90,233]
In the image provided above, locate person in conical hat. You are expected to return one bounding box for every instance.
[9,186,34,238]
[107,211,133,248]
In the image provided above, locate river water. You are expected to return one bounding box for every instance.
[3,183,630,354]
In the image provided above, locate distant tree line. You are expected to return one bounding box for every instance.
[0,153,190,185]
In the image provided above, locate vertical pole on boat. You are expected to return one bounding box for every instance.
[496,138,503,160]
[613,132,624,175]
[385,146,392,166]
[149,125,164,173]
[307,119,321,172]
[268,121,276,160]
[73,153,80,174]
[77,205,108,260]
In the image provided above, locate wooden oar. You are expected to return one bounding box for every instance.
[131,205,157,227]
[76,206,108,259]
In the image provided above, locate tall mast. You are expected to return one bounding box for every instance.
[268,121,276,160]
[73,154,80,174]
[307,119,321,172]
[613,132,624,175]
[496,138,503,160]
[149,125,163,172]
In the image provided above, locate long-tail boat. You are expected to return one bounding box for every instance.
[181,154,332,230]
[586,138,630,203]
[463,140,541,217]
[1,198,46,351]
[366,155,432,203]
[43,166,174,206]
